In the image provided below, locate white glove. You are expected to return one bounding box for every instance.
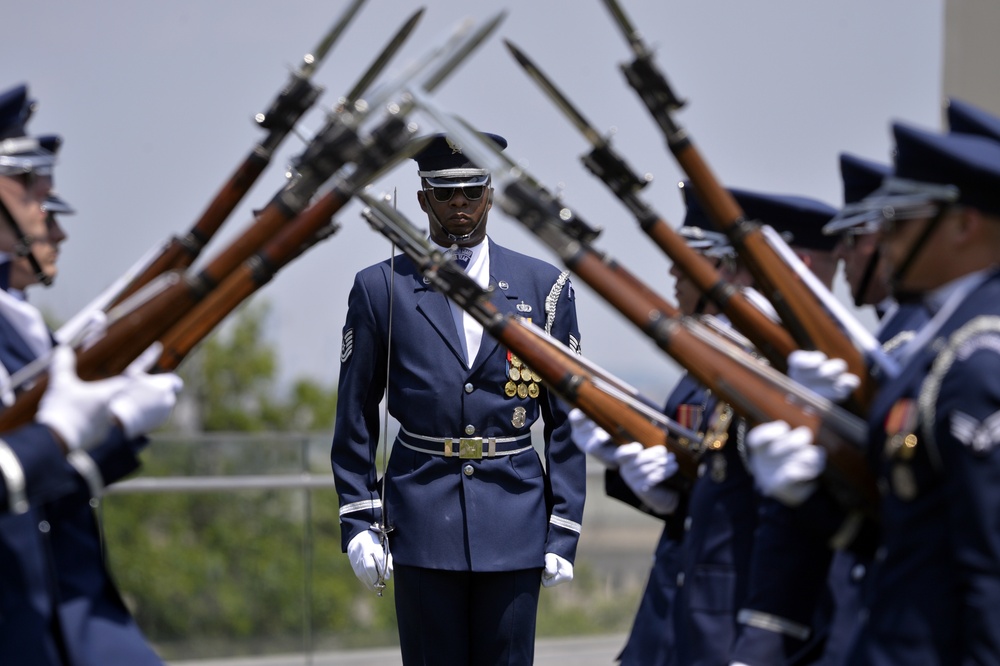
[109,343,184,439]
[36,345,130,451]
[746,421,826,506]
[347,529,393,592]
[787,350,860,403]
[614,442,681,514]
[568,408,618,467]
[541,552,574,588]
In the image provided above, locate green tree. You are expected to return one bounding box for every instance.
[176,300,337,432]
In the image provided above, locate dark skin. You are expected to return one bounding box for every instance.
[880,206,1000,295]
[417,180,494,248]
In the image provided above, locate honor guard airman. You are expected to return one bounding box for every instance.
[0,82,183,665]
[746,115,1000,664]
[331,132,586,665]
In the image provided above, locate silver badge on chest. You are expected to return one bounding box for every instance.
[512,406,527,428]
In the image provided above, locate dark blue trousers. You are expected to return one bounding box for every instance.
[393,565,542,665]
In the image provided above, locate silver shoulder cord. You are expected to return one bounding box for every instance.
[371,188,396,596]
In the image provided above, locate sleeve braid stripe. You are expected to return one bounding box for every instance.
[549,514,582,533]
[544,271,571,336]
[339,498,382,516]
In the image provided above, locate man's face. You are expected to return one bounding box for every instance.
[878,210,949,295]
[670,254,748,317]
[418,180,492,248]
[670,261,704,316]
[833,231,888,305]
[0,173,65,288]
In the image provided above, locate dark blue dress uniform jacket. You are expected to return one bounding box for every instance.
[732,302,932,666]
[0,311,161,665]
[846,271,1000,665]
[807,301,930,666]
[331,239,586,571]
[608,373,704,666]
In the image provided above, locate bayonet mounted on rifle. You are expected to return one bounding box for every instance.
[504,38,798,370]
[298,0,367,79]
[338,8,425,111]
[504,40,652,203]
[598,0,891,409]
[106,1,373,308]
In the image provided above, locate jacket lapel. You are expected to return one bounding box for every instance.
[412,271,469,366]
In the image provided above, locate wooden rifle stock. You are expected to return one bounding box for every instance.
[502,38,797,370]
[0,110,415,431]
[154,114,417,371]
[107,2,423,308]
[674,143,875,409]
[488,315,698,480]
[497,180,879,511]
[604,19,875,410]
[108,24,339,307]
[584,146,800,371]
[0,273,201,431]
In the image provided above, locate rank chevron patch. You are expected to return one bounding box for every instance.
[950,409,1000,455]
[341,328,354,363]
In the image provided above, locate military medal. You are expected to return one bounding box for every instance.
[517,383,528,399]
[503,351,519,398]
[701,404,732,452]
[883,399,919,500]
[512,406,527,428]
[529,369,542,383]
[676,404,705,431]
[527,382,540,399]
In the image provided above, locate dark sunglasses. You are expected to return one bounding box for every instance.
[424,185,486,203]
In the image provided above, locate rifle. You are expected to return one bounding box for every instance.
[105,0,373,309]
[9,8,428,392]
[598,0,895,409]
[152,120,427,373]
[408,92,879,511]
[357,191,701,480]
[0,11,506,428]
[504,39,797,371]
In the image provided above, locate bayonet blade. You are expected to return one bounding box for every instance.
[342,7,425,106]
[300,0,368,78]
[598,0,646,56]
[421,10,507,93]
[504,40,604,148]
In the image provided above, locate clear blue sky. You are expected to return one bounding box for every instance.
[5,0,943,404]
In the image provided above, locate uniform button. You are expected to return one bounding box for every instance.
[676,572,685,587]
[463,465,474,477]
[38,521,50,533]
[464,383,474,394]
[684,516,693,532]
[464,424,475,435]
[851,564,867,582]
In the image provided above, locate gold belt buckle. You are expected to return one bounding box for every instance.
[459,437,483,459]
